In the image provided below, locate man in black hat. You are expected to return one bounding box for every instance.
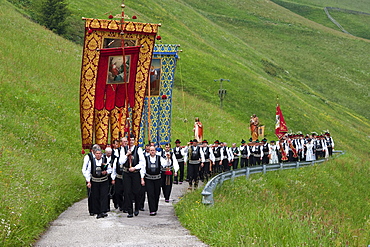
[230,143,240,170]
[212,140,222,174]
[187,139,205,190]
[200,140,214,182]
[239,139,250,168]
[252,139,263,166]
[261,138,270,165]
[220,142,232,172]
[247,138,255,166]
[173,139,187,184]
[324,132,334,156]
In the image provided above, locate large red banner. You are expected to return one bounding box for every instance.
[275,104,288,139]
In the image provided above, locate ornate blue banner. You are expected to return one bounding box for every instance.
[138,44,180,147]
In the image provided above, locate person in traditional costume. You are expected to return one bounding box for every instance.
[324,132,335,156]
[230,143,240,170]
[200,140,215,181]
[212,140,222,174]
[173,139,187,184]
[247,138,255,166]
[102,147,117,213]
[305,139,316,161]
[187,139,205,190]
[142,146,168,216]
[261,138,270,165]
[82,147,112,219]
[81,144,101,216]
[220,142,232,172]
[239,139,250,168]
[161,143,179,203]
[252,140,263,166]
[119,134,145,218]
[268,141,279,164]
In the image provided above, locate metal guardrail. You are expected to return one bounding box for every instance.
[201,150,345,205]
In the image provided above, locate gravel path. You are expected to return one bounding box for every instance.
[34,182,207,247]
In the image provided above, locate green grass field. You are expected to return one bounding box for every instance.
[0,0,369,245]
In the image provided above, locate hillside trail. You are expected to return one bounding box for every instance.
[34,182,207,247]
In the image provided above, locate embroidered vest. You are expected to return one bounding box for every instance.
[145,156,161,175]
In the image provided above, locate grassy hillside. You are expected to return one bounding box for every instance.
[68,0,370,122]
[272,0,370,39]
[0,0,369,246]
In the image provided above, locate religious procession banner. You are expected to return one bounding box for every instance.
[275,104,288,139]
[79,17,160,150]
[138,44,180,147]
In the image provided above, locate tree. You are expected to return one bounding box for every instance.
[39,0,70,35]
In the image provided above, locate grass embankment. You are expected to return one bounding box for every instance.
[0,0,369,246]
[0,1,84,245]
[176,155,370,246]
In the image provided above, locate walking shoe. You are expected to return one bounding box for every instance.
[127,214,133,218]
[150,212,157,216]
[134,211,139,216]
[165,199,169,203]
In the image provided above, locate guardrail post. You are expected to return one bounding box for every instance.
[201,191,214,205]
[280,163,283,170]
[263,164,266,174]
[231,170,235,182]
[296,162,300,169]
[246,167,250,179]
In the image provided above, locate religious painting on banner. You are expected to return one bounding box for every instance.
[147,58,161,96]
[107,55,131,84]
[79,17,160,150]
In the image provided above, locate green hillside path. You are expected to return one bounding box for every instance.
[35,182,207,247]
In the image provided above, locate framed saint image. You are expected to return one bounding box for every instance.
[147,58,161,96]
[107,55,131,84]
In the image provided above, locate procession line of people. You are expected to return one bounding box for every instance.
[82,132,334,219]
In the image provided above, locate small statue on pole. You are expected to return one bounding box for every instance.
[193,117,203,142]
[250,114,259,141]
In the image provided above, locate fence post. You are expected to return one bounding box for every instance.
[231,170,235,182]
[246,167,250,179]
[201,191,214,205]
[263,164,266,174]
[296,162,300,169]
[280,163,283,170]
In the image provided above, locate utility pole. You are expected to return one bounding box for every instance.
[214,78,230,108]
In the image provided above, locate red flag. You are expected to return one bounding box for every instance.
[275,104,288,139]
